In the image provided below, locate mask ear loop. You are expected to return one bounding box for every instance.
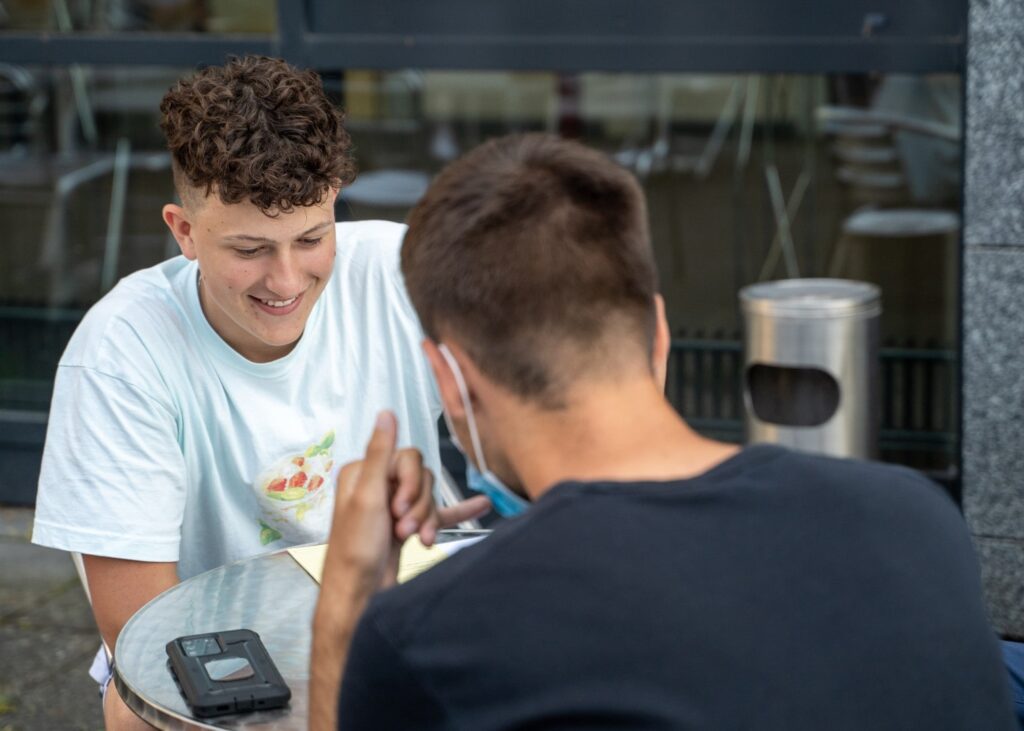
[438,344,491,475]
[440,408,463,452]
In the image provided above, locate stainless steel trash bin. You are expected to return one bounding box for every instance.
[739,279,881,459]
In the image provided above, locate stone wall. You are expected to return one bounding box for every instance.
[964,0,1024,637]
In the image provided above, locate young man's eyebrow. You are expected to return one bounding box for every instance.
[222,234,275,243]
[297,221,334,237]
[222,222,333,243]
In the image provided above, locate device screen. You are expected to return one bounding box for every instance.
[203,656,256,682]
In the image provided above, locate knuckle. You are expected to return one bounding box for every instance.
[398,447,423,465]
[339,460,361,478]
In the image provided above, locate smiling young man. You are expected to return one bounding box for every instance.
[31,57,487,730]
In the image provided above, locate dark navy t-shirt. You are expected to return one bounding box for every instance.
[337,445,1015,730]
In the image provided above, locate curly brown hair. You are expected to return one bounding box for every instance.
[160,56,356,214]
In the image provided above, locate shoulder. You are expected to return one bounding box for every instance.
[331,220,423,320]
[335,220,406,266]
[60,258,194,376]
[760,447,963,533]
[332,221,409,296]
[772,447,945,496]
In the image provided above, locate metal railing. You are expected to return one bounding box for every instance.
[0,306,83,411]
[0,313,960,471]
[667,335,958,461]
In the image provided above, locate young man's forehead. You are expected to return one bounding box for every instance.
[180,178,337,216]
[220,220,334,243]
[192,193,336,239]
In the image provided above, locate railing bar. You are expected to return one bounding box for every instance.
[923,356,936,432]
[902,357,915,432]
[694,344,705,418]
[882,357,894,431]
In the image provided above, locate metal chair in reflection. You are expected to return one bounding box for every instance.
[336,71,434,222]
[341,71,559,221]
[609,74,755,181]
[422,71,557,163]
[818,104,960,346]
[0,64,59,309]
[830,208,959,346]
[0,58,176,309]
[39,143,171,307]
[819,104,959,210]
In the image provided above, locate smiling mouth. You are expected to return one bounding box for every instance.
[253,295,298,308]
[249,291,305,315]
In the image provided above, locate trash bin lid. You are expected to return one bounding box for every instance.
[740,279,881,319]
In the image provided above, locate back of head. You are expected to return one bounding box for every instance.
[402,133,658,409]
[160,55,356,214]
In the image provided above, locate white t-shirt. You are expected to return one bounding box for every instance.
[32,221,442,580]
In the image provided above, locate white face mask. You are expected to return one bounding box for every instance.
[437,344,529,518]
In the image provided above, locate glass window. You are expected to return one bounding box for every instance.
[0,66,962,495]
[1,65,184,410]
[336,70,961,480]
[0,1,277,33]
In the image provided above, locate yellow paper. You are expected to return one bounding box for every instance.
[396,537,451,583]
[288,543,328,583]
[288,536,450,585]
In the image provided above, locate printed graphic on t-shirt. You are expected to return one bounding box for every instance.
[255,430,336,545]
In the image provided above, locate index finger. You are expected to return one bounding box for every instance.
[358,411,398,493]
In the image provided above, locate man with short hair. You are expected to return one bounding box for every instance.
[31,56,487,730]
[311,133,1016,730]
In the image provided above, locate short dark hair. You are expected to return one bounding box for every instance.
[402,133,658,408]
[160,56,356,214]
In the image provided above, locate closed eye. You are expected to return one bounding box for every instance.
[299,237,323,247]
[234,247,262,257]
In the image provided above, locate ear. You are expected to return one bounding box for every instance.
[651,294,670,393]
[422,339,468,420]
[163,204,197,260]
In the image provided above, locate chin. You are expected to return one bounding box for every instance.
[262,331,304,348]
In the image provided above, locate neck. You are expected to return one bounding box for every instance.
[493,376,740,501]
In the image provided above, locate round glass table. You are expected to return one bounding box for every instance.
[115,549,316,730]
[114,530,485,730]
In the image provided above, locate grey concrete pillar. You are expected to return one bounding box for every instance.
[963,0,1024,637]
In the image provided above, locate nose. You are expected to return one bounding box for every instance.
[264,250,303,297]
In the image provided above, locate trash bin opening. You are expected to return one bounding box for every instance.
[745,363,841,428]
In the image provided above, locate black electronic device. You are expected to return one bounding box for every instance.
[165,629,291,718]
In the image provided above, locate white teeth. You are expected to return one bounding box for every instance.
[258,296,298,308]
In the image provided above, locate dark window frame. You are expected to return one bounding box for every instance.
[0,1,966,73]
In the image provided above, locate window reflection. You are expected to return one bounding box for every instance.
[0,67,962,477]
[0,0,277,33]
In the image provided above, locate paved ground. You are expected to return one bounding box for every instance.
[0,507,104,731]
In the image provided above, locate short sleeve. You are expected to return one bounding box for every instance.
[338,608,447,730]
[32,364,187,562]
